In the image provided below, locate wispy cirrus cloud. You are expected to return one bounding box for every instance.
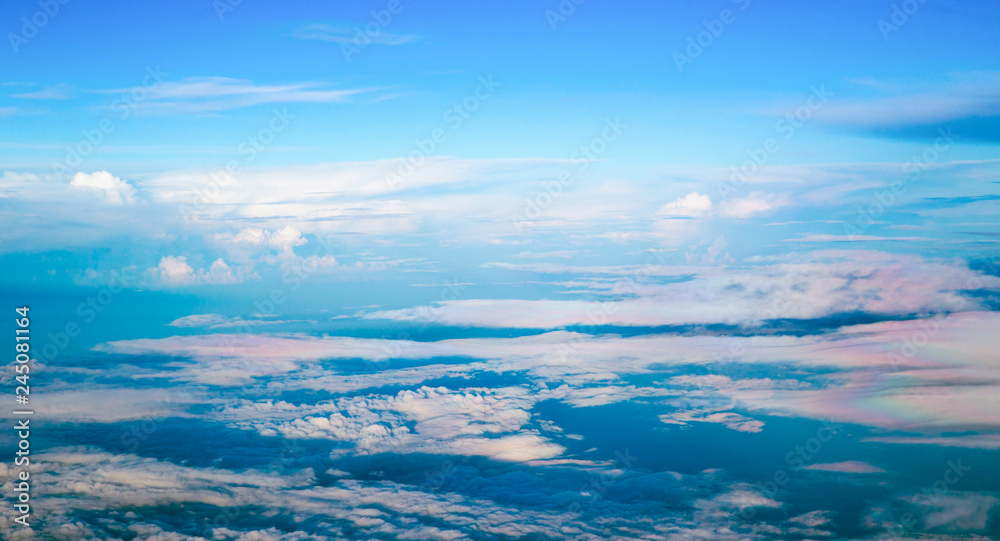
[11,83,75,100]
[292,23,421,46]
[803,461,887,474]
[99,76,378,114]
[817,71,1000,142]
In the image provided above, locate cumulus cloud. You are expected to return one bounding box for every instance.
[4,447,766,541]
[214,386,562,462]
[150,256,254,286]
[155,255,196,284]
[658,192,712,217]
[70,171,136,204]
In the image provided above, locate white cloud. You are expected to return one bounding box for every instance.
[367,251,998,328]
[167,313,229,327]
[816,71,1000,128]
[166,313,301,329]
[155,255,196,284]
[101,76,376,114]
[150,256,254,286]
[95,310,1000,435]
[12,83,75,100]
[11,447,786,541]
[37,388,198,423]
[206,258,243,284]
[719,192,789,218]
[70,171,136,204]
[292,24,420,46]
[660,411,765,433]
[214,386,563,462]
[658,192,712,217]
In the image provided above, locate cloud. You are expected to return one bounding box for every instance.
[788,510,832,528]
[216,386,563,462]
[719,192,790,218]
[904,493,999,531]
[516,250,577,260]
[94,308,1000,438]
[218,226,309,262]
[37,388,199,423]
[166,313,301,329]
[787,234,933,243]
[292,24,420,46]
[660,411,765,433]
[861,434,1000,449]
[150,256,254,286]
[803,461,886,474]
[102,76,376,114]
[12,447,752,540]
[167,313,230,327]
[658,192,712,217]
[154,256,196,284]
[11,83,75,100]
[817,71,1000,142]
[655,191,788,221]
[367,251,999,328]
[70,171,136,204]
[693,484,783,520]
[4,158,997,269]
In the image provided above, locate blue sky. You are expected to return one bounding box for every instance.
[4,0,1000,172]
[2,0,1000,539]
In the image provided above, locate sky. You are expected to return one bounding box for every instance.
[1,0,1000,539]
